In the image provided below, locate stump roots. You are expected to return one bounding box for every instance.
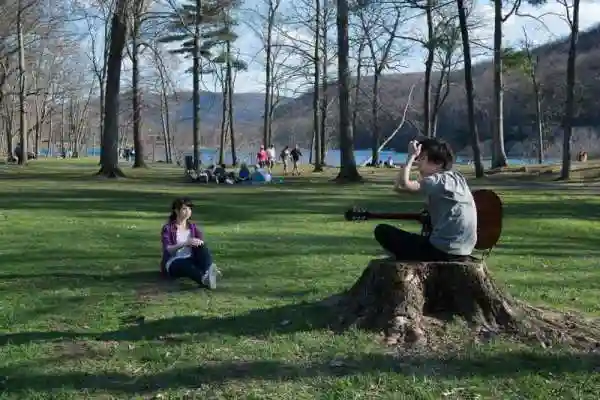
[330,258,600,351]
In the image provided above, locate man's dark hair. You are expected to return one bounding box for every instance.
[418,138,454,170]
[169,197,194,222]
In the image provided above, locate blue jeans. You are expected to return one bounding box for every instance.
[168,245,213,285]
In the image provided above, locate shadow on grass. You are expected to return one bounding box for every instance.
[1,351,598,394]
[0,298,335,346]
[0,186,416,226]
[1,179,597,227]
[499,233,600,258]
[504,199,600,220]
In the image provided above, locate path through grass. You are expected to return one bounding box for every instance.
[1,160,599,399]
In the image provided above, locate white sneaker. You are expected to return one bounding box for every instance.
[202,263,217,289]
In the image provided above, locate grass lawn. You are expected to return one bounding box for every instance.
[1,159,599,399]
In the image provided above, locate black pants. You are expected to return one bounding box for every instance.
[168,245,213,285]
[374,223,468,262]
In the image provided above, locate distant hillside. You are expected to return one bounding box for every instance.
[171,91,265,126]
[271,24,600,157]
[103,90,271,148]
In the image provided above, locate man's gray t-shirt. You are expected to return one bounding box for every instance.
[420,170,477,255]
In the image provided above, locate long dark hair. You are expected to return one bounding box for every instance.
[169,197,194,222]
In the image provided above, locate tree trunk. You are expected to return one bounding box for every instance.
[132,16,146,168]
[320,6,329,165]
[309,131,314,164]
[190,0,202,170]
[431,61,451,138]
[17,1,27,165]
[157,59,172,163]
[219,65,227,165]
[98,80,106,165]
[159,92,172,164]
[97,0,128,178]
[34,113,41,156]
[423,0,434,138]
[262,5,275,147]
[370,73,380,165]
[313,0,323,172]
[560,0,580,181]
[334,0,361,183]
[457,0,484,178]
[47,108,53,157]
[533,76,544,164]
[491,0,508,168]
[226,43,236,166]
[329,258,600,349]
[351,43,364,139]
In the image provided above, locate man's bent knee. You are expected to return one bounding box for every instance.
[373,223,393,241]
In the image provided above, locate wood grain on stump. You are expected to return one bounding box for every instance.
[331,258,600,350]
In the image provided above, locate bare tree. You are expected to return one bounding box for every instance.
[503,30,544,164]
[127,0,151,168]
[98,0,128,177]
[160,0,238,170]
[213,37,247,165]
[456,0,483,177]
[430,4,462,137]
[357,3,404,165]
[335,0,360,181]
[557,0,580,180]
[17,0,28,164]
[83,0,113,165]
[490,0,521,168]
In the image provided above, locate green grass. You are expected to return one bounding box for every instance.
[1,159,599,399]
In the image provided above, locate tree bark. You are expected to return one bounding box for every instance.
[131,13,146,168]
[423,0,434,138]
[492,0,508,168]
[334,0,361,182]
[97,0,128,178]
[312,0,323,172]
[560,0,580,180]
[191,0,202,170]
[17,1,27,165]
[457,0,484,178]
[329,258,600,350]
[219,64,227,165]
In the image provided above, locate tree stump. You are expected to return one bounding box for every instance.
[331,258,600,350]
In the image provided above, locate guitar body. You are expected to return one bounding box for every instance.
[471,189,503,250]
[344,189,503,251]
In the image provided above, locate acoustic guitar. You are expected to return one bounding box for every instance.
[344,189,503,251]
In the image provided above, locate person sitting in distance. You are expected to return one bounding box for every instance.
[160,197,218,289]
[374,138,477,262]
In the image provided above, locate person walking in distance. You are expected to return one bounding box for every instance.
[256,145,268,168]
[290,145,302,176]
[280,146,290,175]
[267,144,276,172]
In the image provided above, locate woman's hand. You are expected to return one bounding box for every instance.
[187,238,204,247]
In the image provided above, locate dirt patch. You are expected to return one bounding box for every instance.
[52,339,120,361]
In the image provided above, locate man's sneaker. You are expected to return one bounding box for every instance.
[202,263,217,289]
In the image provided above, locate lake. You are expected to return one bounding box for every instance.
[41,147,557,168]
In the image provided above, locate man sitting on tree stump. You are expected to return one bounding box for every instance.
[374,138,477,262]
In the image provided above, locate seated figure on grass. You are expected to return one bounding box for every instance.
[160,197,218,289]
[374,138,477,262]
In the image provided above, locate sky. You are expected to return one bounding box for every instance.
[95,0,600,96]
